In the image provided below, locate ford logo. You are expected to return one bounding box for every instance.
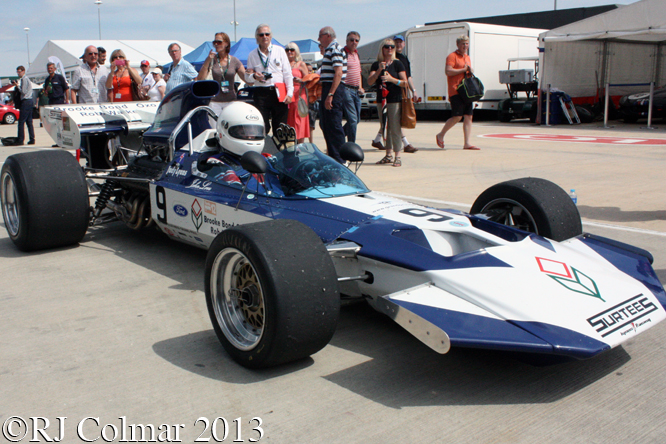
[174,205,188,217]
[246,114,259,121]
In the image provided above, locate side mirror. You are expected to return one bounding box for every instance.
[340,142,364,163]
[240,151,268,174]
[205,137,218,147]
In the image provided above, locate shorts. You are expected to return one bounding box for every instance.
[450,94,473,117]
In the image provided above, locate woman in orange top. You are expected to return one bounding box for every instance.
[105,49,143,102]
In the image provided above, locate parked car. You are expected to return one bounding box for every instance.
[0,103,19,124]
[360,89,377,119]
[618,87,666,123]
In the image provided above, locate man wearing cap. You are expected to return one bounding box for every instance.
[70,45,109,104]
[372,34,419,153]
[140,60,155,92]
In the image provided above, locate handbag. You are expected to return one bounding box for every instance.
[131,76,149,101]
[457,74,484,102]
[401,87,416,129]
[297,80,309,118]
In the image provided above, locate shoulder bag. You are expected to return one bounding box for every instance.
[401,87,416,129]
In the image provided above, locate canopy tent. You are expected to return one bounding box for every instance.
[183,41,215,71]
[539,0,666,102]
[26,40,195,79]
[292,39,320,53]
[229,38,283,66]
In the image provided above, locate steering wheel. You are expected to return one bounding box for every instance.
[292,160,319,183]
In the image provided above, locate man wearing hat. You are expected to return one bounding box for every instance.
[140,60,155,92]
[372,34,420,153]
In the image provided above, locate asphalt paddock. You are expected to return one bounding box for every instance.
[1,116,665,443]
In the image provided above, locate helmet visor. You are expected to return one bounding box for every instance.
[228,124,265,140]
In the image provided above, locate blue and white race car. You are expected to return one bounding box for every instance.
[3,81,665,368]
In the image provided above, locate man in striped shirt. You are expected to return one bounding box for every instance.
[342,31,363,144]
[318,26,347,164]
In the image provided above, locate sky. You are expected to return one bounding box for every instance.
[2,0,636,78]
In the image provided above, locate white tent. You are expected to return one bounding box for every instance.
[539,0,666,102]
[27,40,195,79]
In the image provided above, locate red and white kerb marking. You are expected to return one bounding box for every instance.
[478,134,666,145]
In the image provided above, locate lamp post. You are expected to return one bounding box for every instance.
[24,28,30,67]
[95,0,102,40]
[230,0,238,42]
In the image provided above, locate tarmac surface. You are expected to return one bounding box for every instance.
[1,115,665,443]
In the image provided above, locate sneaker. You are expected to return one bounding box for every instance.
[27,141,35,145]
[403,144,418,153]
[371,140,385,150]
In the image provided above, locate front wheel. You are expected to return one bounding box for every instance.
[3,113,16,124]
[470,177,582,241]
[205,219,340,368]
[1,150,89,251]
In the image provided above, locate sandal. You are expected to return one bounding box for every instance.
[376,155,393,164]
[393,158,402,167]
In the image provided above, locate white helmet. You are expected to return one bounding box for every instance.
[216,102,265,156]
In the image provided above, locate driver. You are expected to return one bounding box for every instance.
[208,102,269,185]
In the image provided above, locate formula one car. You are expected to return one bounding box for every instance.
[3,81,665,369]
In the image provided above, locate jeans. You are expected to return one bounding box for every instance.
[320,82,345,164]
[17,99,35,144]
[342,85,361,143]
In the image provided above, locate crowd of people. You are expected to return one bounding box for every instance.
[10,26,479,157]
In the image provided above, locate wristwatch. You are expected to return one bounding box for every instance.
[327,92,334,97]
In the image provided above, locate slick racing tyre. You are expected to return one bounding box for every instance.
[205,219,340,369]
[1,150,89,251]
[470,177,582,242]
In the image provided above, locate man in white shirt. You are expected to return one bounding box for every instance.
[245,24,293,135]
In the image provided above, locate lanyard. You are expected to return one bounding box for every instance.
[217,54,230,78]
[257,48,271,70]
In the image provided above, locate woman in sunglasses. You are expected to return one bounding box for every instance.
[105,49,142,102]
[285,42,310,143]
[367,38,408,167]
[198,32,246,115]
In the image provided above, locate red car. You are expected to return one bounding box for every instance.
[0,103,19,124]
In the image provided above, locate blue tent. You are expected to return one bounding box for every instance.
[229,37,283,66]
[183,41,215,71]
[292,39,320,54]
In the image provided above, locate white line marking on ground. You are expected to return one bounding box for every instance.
[382,192,666,238]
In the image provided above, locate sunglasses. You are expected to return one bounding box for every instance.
[383,45,395,49]
[348,38,359,43]
[285,48,296,52]
[87,52,98,56]
[110,55,125,60]
[212,40,224,45]
[258,33,271,37]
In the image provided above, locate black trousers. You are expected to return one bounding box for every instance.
[319,82,345,164]
[253,87,288,136]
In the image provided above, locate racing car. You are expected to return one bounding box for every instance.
[2,80,665,369]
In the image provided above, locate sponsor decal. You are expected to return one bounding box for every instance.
[166,165,187,178]
[163,227,176,237]
[191,199,203,231]
[204,200,217,216]
[186,179,213,191]
[246,114,260,121]
[536,257,603,301]
[175,153,186,165]
[587,294,658,338]
[173,204,188,217]
[449,220,469,227]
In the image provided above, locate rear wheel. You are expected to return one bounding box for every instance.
[1,150,89,251]
[205,219,340,368]
[470,177,582,241]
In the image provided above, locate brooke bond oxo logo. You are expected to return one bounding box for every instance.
[536,257,604,301]
[191,199,203,231]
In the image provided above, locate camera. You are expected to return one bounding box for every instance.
[262,72,272,80]
[114,59,126,67]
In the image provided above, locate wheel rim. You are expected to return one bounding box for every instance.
[479,198,538,234]
[210,247,265,351]
[1,171,20,237]
[5,114,16,124]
